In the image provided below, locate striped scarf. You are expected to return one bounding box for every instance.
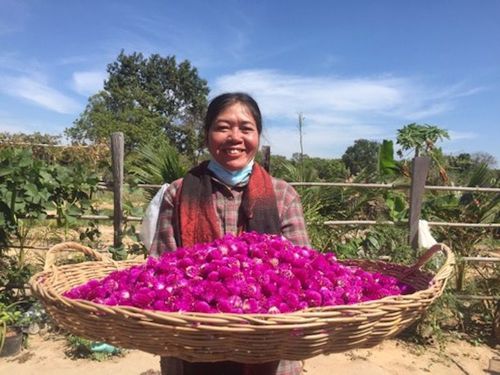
[174,161,280,247]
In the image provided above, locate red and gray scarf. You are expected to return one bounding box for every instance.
[174,161,280,247]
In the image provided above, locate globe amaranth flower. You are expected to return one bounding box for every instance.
[63,232,413,314]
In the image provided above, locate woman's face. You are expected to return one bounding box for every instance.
[207,102,260,171]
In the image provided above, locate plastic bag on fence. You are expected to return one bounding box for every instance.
[418,219,437,249]
[140,183,169,251]
[418,220,441,269]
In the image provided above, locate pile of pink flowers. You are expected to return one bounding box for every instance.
[63,232,413,314]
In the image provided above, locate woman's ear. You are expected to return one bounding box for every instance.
[204,131,209,147]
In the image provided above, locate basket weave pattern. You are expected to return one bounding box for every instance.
[30,242,454,363]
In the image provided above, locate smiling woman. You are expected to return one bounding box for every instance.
[207,101,260,171]
[149,92,310,375]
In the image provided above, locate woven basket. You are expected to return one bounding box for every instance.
[30,242,454,363]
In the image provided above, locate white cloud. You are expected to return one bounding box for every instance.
[213,70,483,157]
[0,75,81,114]
[0,111,70,135]
[58,56,92,66]
[72,71,106,96]
[262,122,386,158]
[449,130,478,141]
[214,70,405,117]
[0,120,30,133]
[0,52,42,75]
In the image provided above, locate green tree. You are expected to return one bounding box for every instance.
[268,155,289,178]
[448,153,474,173]
[396,123,450,182]
[470,152,497,168]
[128,136,187,199]
[396,123,449,158]
[447,152,498,185]
[341,139,380,177]
[307,157,348,181]
[288,154,348,182]
[0,132,60,145]
[65,51,209,161]
[278,155,319,182]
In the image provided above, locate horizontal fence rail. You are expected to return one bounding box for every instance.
[36,213,500,229]
[0,141,101,148]
[455,295,500,301]
[96,181,499,229]
[462,256,500,263]
[97,181,500,193]
[5,136,499,306]
[45,214,143,222]
[324,220,500,228]
[292,182,500,193]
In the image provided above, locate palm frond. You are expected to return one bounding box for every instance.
[129,140,187,198]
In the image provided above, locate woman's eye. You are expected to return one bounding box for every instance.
[241,126,255,133]
[215,124,229,131]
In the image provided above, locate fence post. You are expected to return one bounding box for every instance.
[408,156,431,250]
[262,145,271,172]
[111,132,124,249]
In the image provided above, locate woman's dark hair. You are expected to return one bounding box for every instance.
[204,92,262,135]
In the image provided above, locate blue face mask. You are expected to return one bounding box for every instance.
[207,160,254,187]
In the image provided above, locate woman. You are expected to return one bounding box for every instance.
[150,92,309,375]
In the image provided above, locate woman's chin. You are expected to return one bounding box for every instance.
[218,159,249,171]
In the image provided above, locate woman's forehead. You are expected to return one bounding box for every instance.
[215,102,256,122]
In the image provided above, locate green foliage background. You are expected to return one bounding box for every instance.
[0,50,498,344]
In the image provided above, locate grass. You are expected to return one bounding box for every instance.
[65,334,124,361]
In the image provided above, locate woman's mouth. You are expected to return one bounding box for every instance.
[224,148,244,155]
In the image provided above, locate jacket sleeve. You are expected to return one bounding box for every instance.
[149,179,182,257]
[273,178,310,248]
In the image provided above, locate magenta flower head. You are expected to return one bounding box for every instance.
[63,231,412,314]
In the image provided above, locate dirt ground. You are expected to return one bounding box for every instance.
[1,332,499,375]
[5,221,499,374]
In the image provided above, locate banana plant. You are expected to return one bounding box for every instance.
[128,138,187,199]
[422,163,499,290]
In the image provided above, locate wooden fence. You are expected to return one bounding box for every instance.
[3,133,499,300]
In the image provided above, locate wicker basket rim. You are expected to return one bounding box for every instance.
[28,242,455,362]
[31,242,454,319]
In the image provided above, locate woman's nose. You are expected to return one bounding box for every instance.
[228,128,243,141]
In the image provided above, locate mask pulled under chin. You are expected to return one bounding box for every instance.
[207,159,254,187]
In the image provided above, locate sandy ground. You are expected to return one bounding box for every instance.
[5,228,500,374]
[1,333,499,375]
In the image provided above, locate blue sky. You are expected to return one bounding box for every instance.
[1,0,499,162]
